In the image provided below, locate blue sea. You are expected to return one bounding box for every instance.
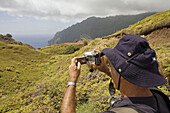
[13,34,53,49]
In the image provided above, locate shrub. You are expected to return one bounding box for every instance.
[6,67,13,71]
[63,45,80,54]
[83,41,88,46]
[0,34,3,38]
[6,34,12,38]
[18,42,23,45]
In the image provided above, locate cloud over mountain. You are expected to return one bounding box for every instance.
[0,0,169,22]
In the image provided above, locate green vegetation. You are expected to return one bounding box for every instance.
[112,10,170,36]
[38,44,80,55]
[83,41,88,46]
[0,10,169,113]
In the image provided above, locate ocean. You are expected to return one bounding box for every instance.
[13,34,53,49]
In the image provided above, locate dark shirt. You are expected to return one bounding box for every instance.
[102,96,157,113]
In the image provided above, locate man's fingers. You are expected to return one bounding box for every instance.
[92,64,99,69]
[94,49,101,54]
[77,62,81,70]
[101,56,105,62]
[71,57,81,70]
[71,57,77,64]
[92,64,96,69]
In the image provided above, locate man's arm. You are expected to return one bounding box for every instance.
[61,57,81,113]
[61,85,76,113]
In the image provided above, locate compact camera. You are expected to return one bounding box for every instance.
[77,51,101,66]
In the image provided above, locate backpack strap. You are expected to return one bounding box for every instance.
[150,88,170,113]
[152,91,161,113]
[109,106,141,113]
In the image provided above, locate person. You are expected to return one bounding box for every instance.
[61,35,170,113]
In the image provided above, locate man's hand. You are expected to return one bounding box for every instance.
[92,50,111,77]
[68,57,81,83]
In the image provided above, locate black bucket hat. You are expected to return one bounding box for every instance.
[101,35,167,87]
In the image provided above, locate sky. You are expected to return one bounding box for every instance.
[0,0,170,37]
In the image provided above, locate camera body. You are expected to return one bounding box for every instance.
[77,51,101,66]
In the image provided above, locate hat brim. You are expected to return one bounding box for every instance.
[101,48,167,87]
[121,62,167,87]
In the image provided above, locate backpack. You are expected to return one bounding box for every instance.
[109,106,141,113]
[108,88,170,113]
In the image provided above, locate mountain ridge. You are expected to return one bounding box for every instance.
[48,12,156,45]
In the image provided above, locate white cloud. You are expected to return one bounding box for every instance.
[0,0,169,22]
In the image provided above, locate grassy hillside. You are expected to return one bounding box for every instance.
[0,37,169,113]
[0,41,50,95]
[0,38,119,112]
[0,10,170,113]
[109,10,170,37]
